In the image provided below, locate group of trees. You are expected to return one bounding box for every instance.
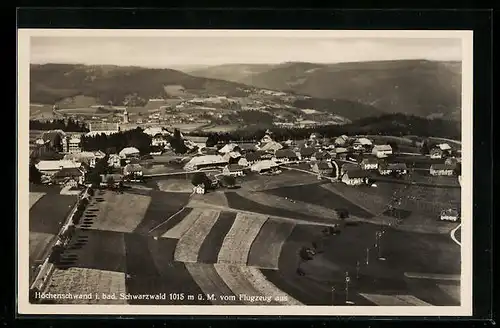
[190,172,237,191]
[29,163,42,184]
[29,119,89,132]
[85,155,111,188]
[81,128,152,155]
[169,129,188,154]
[198,113,461,146]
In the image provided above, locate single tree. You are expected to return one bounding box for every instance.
[222,175,237,188]
[191,172,211,189]
[29,164,42,184]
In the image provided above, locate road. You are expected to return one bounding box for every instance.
[450,224,461,246]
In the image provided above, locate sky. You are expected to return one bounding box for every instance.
[30,36,463,68]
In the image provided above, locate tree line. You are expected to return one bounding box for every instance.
[29,119,89,132]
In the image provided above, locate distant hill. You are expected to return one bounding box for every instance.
[233,60,461,120]
[188,63,274,83]
[30,63,251,106]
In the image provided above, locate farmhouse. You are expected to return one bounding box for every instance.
[219,143,241,154]
[52,167,85,185]
[259,140,283,152]
[440,208,459,222]
[372,144,393,158]
[119,147,141,159]
[64,151,104,168]
[299,147,315,161]
[222,151,242,164]
[183,155,228,171]
[341,169,369,186]
[223,164,246,177]
[334,135,349,146]
[35,160,82,176]
[378,163,408,176]
[151,134,169,147]
[430,143,452,159]
[274,149,299,162]
[123,164,143,179]
[429,164,455,176]
[250,160,279,174]
[311,161,333,175]
[360,157,379,170]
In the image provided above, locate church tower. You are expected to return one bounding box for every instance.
[123,108,129,124]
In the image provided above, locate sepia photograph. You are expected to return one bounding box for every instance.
[17,29,473,316]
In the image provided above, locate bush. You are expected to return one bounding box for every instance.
[299,247,314,261]
[221,175,237,188]
[191,172,211,189]
[336,208,349,219]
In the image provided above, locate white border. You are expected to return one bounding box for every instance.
[17,29,473,316]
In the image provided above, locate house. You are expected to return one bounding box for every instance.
[183,155,228,171]
[353,137,373,151]
[100,174,124,187]
[429,164,455,176]
[341,169,369,186]
[52,167,85,185]
[66,136,82,153]
[223,164,246,177]
[360,157,379,170]
[123,164,143,179]
[35,160,82,176]
[119,147,141,159]
[193,184,205,194]
[299,147,315,161]
[440,209,459,222]
[379,162,408,176]
[250,160,279,174]
[334,135,349,146]
[430,143,452,159]
[219,143,240,154]
[222,151,242,164]
[259,141,283,153]
[445,157,461,167]
[311,161,333,175]
[274,149,299,162]
[151,134,168,147]
[372,144,393,158]
[430,148,443,159]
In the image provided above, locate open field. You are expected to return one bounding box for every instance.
[29,192,76,235]
[265,183,374,219]
[428,137,462,148]
[217,213,268,265]
[200,124,240,133]
[132,190,191,235]
[261,221,460,305]
[237,190,340,222]
[29,192,46,209]
[184,263,242,305]
[45,268,127,304]
[157,179,194,193]
[188,191,229,208]
[162,208,205,239]
[174,210,220,262]
[225,192,335,224]
[213,264,281,305]
[240,170,319,192]
[123,233,208,305]
[84,191,151,233]
[196,211,237,264]
[247,219,295,270]
[168,123,208,133]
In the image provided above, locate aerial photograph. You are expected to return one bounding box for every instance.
[26,31,464,308]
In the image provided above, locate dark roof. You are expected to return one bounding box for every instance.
[345,169,369,179]
[387,163,408,170]
[361,157,378,164]
[53,167,84,178]
[300,147,315,156]
[341,163,360,171]
[226,164,245,171]
[275,149,298,158]
[313,152,330,159]
[430,164,455,170]
[239,144,256,151]
[245,152,262,162]
[42,131,64,144]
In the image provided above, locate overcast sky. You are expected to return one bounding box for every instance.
[30,36,462,68]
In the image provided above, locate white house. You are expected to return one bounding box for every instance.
[334,135,349,146]
[219,143,240,154]
[341,169,369,186]
[250,160,279,173]
[258,141,283,152]
[222,151,242,163]
[183,155,228,171]
[67,136,82,153]
[35,160,82,176]
[440,209,459,222]
[123,164,143,178]
[119,147,140,159]
[222,164,246,177]
[372,144,393,158]
[378,163,408,176]
[360,157,379,170]
[151,134,168,147]
[193,184,205,195]
[429,164,455,176]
